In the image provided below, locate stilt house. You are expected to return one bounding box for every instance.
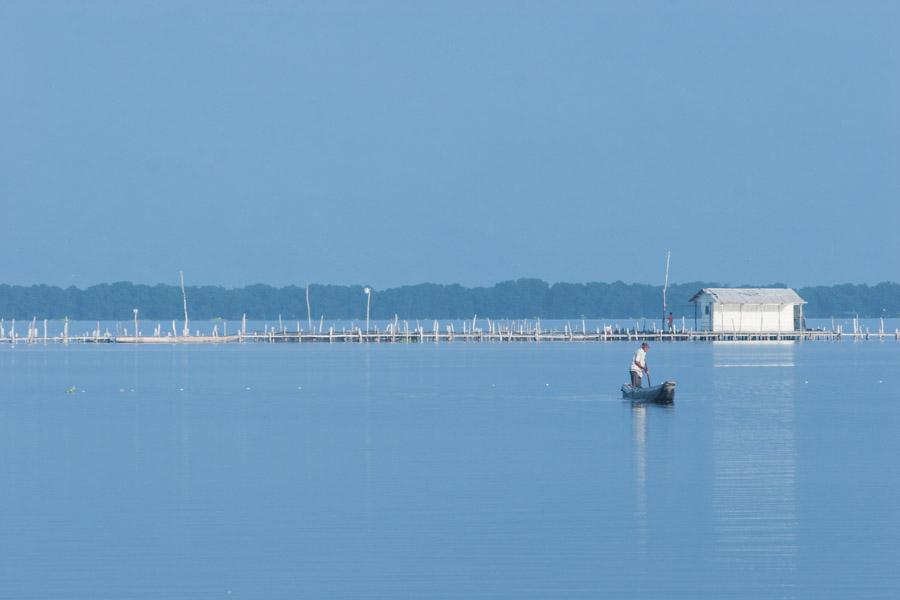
[689,288,806,333]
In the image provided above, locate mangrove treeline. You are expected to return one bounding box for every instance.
[0,280,897,321]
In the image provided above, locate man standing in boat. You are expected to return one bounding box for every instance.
[630,342,649,388]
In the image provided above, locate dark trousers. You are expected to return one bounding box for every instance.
[630,371,642,388]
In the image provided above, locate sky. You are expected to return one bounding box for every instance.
[1,1,898,289]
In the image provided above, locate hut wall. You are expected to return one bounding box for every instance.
[712,303,796,332]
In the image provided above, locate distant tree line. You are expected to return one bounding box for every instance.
[0,280,897,321]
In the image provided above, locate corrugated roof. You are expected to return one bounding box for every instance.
[689,288,806,304]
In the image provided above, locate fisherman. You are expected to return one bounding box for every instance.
[629,342,649,388]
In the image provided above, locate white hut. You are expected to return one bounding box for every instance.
[689,288,806,333]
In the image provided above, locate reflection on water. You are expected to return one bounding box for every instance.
[713,343,798,595]
[630,400,674,558]
[632,403,647,548]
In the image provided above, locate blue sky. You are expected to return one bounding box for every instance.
[2,1,898,288]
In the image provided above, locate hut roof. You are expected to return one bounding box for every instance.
[689,288,806,304]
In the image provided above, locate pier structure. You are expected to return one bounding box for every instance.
[1,319,897,345]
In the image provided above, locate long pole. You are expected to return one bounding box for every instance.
[306,283,312,330]
[180,270,189,337]
[662,250,671,328]
[364,287,371,333]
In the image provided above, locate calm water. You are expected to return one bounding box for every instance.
[1,341,898,599]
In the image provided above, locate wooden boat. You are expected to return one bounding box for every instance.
[621,380,676,403]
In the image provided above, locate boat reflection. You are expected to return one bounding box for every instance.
[631,399,673,550]
[633,403,648,547]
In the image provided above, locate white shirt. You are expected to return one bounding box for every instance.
[630,348,646,374]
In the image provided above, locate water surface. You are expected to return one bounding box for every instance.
[1,341,898,598]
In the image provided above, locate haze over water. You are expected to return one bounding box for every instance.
[1,340,898,598]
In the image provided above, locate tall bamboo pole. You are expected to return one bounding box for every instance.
[306,283,312,330]
[180,271,190,337]
[662,250,671,329]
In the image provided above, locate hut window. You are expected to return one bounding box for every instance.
[704,305,710,315]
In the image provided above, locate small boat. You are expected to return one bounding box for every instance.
[621,380,676,404]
